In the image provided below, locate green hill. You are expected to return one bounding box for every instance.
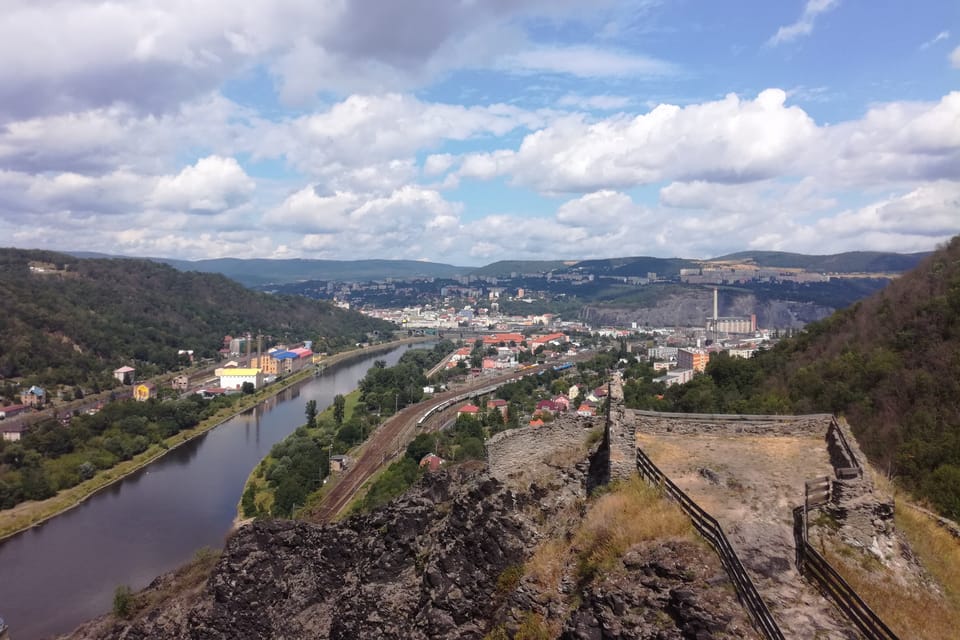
[711,250,929,273]
[67,253,469,285]
[0,249,394,390]
[468,260,571,277]
[628,237,960,517]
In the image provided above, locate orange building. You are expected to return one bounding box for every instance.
[677,348,709,373]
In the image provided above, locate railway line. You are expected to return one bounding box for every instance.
[307,360,577,523]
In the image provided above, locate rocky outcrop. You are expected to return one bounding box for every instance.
[63,450,756,639]
[561,541,759,640]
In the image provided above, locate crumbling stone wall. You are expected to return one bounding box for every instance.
[485,413,600,483]
[607,373,635,481]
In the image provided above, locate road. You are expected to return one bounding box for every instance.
[307,359,583,523]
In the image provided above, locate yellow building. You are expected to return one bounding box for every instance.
[133,382,156,402]
[249,355,279,375]
[219,368,263,390]
[677,348,709,373]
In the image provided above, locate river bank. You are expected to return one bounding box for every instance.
[0,337,429,542]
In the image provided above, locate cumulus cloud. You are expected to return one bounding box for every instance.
[150,156,254,212]
[459,89,819,192]
[768,0,840,46]
[952,45,960,69]
[0,0,588,118]
[264,184,463,258]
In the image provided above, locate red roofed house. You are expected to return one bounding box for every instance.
[450,347,472,362]
[551,396,571,412]
[486,399,508,419]
[457,404,480,417]
[419,454,444,472]
[483,332,524,346]
[528,418,545,427]
[535,399,557,414]
[0,404,30,421]
[530,332,568,349]
[577,403,596,417]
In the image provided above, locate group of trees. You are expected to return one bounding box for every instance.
[246,342,456,517]
[0,248,394,389]
[0,393,238,509]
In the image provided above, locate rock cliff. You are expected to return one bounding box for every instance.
[62,433,756,639]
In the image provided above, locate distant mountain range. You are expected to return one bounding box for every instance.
[711,250,932,273]
[63,249,932,286]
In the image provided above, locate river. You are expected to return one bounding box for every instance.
[0,343,424,639]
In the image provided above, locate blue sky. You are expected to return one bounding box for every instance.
[0,0,957,265]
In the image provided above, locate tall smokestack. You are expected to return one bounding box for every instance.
[713,288,718,322]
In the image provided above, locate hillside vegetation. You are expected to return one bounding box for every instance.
[0,249,393,389]
[626,236,960,518]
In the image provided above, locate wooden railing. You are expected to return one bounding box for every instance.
[635,448,785,640]
[793,505,898,640]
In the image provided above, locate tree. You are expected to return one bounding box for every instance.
[113,585,135,619]
[333,394,346,427]
[241,381,255,395]
[305,399,318,428]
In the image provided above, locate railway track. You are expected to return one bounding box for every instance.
[307,363,566,523]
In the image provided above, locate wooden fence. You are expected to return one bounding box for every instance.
[792,505,899,640]
[635,448,785,640]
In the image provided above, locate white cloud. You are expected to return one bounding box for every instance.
[951,45,960,69]
[265,184,463,258]
[920,30,950,50]
[269,94,544,184]
[459,89,819,193]
[0,0,591,118]
[423,154,456,176]
[499,45,675,78]
[768,0,840,46]
[150,156,254,212]
[557,94,633,111]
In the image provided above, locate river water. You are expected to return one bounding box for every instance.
[0,343,423,639]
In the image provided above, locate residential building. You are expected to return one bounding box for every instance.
[1,422,28,442]
[486,399,509,419]
[171,374,190,392]
[654,368,695,387]
[457,404,480,418]
[677,348,709,373]
[20,385,45,407]
[113,366,135,385]
[576,404,596,417]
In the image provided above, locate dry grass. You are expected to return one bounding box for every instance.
[526,538,570,591]
[573,476,692,581]
[818,498,960,640]
[526,476,692,592]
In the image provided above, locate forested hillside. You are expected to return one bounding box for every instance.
[0,249,393,389]
[626,236,960,518]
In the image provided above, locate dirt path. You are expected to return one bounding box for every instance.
[635,414,859,639]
